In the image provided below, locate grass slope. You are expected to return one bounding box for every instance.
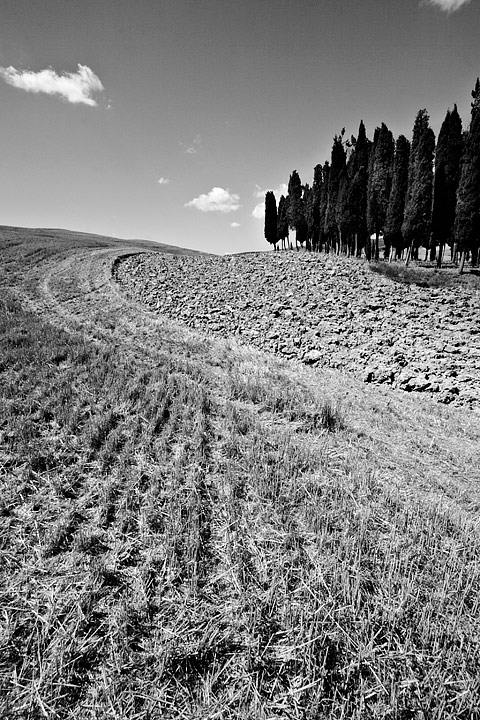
[0,224,211,263]
[369,260,480,290]
[1,229,480,719]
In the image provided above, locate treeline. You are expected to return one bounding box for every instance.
[264,79,480,272]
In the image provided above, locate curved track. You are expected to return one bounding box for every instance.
[2,232,480,717]
[2,233,479,523]
[4,241,210,372]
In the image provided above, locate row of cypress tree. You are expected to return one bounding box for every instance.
[264,79,480,272]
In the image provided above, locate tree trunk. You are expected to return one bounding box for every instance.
[375,232,379,262]
[365,237,371,262]
[404,242,413,267]
[436,243,443,269]
[459,251,466,274]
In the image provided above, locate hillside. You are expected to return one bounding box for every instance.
[0,224,209,261]
[1,227,480,719]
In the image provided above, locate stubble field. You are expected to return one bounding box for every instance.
[1,226,479,719]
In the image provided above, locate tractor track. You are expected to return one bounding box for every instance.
[2,236,480,528]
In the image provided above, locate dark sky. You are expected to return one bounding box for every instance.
[0,0,478,253]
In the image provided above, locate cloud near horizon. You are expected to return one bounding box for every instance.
[157,177,171,185]
[0,64,104,106]
[420,0,471,12]
[252,183,288,220]
[252,203,265,220]
[185,187,241,214]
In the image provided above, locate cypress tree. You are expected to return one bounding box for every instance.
[304,183,315,251]
[402,109,435,265]
[367,123,394,260]
[287,170,304,249]
[277,195,289,250]
[311,164,323,251]
[454,79,480,272]
[384,135,410,261]
[264,191,278,250]
[319,161,330,252]
[297,193,308,249]
[336,165,351,254]
[325,134,346,254]
[347,120,370,257]
[432,105,463,266]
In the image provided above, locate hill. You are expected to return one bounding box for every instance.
[1,227,479,719]
[0,224,210,261]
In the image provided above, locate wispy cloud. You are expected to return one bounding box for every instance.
[420,0,471,12]
[157,177,171,185]
[0,64,104,106]
[252,183,288,220]
[230,222,241,228]
[185,187,240,214]
[180,133,202,155]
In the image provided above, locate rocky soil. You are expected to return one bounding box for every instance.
[113,251,480,410]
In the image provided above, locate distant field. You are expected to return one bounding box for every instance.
[0,224,210,260]
[1,227,479,719]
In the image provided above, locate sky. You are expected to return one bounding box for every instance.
[0,0,479,256]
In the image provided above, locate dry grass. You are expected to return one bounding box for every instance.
[369,260,480,289]
[1,227,480,718]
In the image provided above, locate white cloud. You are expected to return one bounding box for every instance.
[252,202,265,220]
[185,187,240,214]
[251,183,288,220]
[230,222,240,228]
[420,0,471,12]
[180,133,202,155]
[157,177,171,185]
[0,64,104,106]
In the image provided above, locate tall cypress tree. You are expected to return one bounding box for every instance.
[384,135,410,261]
[402,109,435,265]
[264,191,278,250]
[277,195,289,250]
[305,183,319,251]
[319,161,330,252]
[311,164,323,251]
[336,165,351,254]
[287,170,304,249]
[432,105,463,266]
[347,120,370,257]
[367,123,394,260]
[454,79,480,272]
[325,134,346,253]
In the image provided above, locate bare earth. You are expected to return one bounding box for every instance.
[114,250,480,410]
